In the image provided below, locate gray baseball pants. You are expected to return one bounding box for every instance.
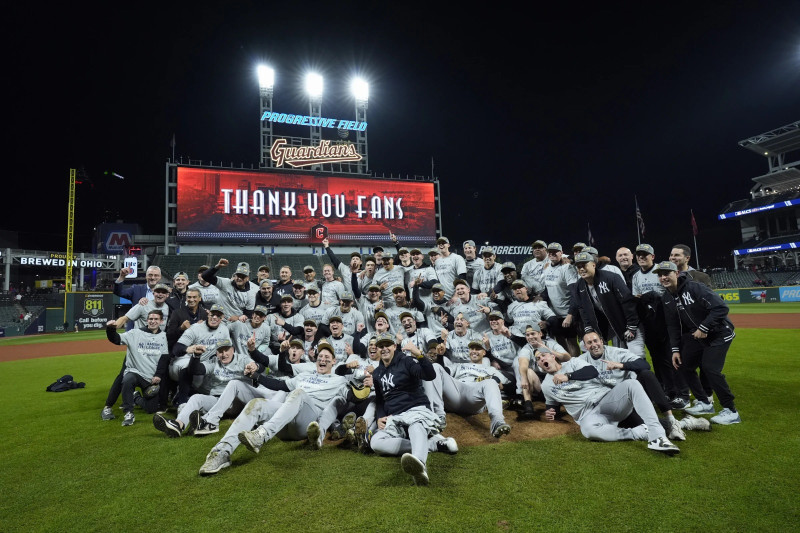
[578,380,666,442]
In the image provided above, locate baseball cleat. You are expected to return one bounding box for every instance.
[401,453,429,486]
[685,400,714,415]
[667,419,686,441]
[669,397,690,410]
[436,436,458,455]
[710,408,741,425]
[101,406,115,421]
[187,410,203,435]
[133,391,145,409]
[647,436,680,455]
[354,416,371,453]
[328,421,346,441]
[342,412,357,433]
[122,411,135,427]
[307,421,323,450]
[680,414,711,432]
[199,450,231,476]
[153,413,182,437]
[518,400,536,420]
[492,423,511,438]
[238,426,267,454]
[194,420,219,436]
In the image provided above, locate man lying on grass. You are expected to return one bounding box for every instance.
[536,350,680,455]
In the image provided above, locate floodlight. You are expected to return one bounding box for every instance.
[351,78,369,101]
[257,65,274,89]
[305,73,324,98]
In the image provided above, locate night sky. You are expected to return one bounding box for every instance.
[7,3,800,267]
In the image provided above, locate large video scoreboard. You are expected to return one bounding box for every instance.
[176,167,437,245]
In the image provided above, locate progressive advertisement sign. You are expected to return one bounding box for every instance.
[176,167,436,245]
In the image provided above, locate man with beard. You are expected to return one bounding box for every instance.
[472,247,502,297]
[433,237,467,300]
[201,259,255,322]
[572,252,643,357]
[461,240,484,287]
[541,243,580,357]
[519,240,550,294]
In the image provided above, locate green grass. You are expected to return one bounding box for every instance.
[1,330,799,531]
[727,302,800,314]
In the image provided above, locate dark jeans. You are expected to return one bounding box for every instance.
[679,336,736,411]
[121,372,159,413]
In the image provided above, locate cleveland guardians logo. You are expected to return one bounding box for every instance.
[311,223,328,240]
[84,298,104,316]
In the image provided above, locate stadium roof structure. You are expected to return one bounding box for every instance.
[738,121,800,161]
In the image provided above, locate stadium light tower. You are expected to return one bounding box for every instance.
[351,77,369,174]
[305,73,323,170]
[258,65,275,168]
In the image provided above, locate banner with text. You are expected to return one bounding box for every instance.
[176,167,436,245]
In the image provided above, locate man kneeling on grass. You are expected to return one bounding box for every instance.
[198,342,347,475]
[536,350,681,455]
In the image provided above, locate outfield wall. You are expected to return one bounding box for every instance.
[714,286,800,304]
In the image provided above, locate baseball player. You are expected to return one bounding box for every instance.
[170,304,231,409]
[198,341,348,475]
[322,293,365,335]
[374,253,406,309]
[115,283,171,331]
[427,340,512,438]
[444,312,484,363]
[201,259,256,321]
[513,323,570,419]
[297,286,332,325]
[152,338,257,437]
[102,310,169,426]
[189,265,220,309]
[518,240,550,294]
[461,240,484,287]
[369,333,458,486]
[656,261,740,425]
[228,305,271,355]
[432,237,467,300]
[536,350,680,455]
[631,244,687,408]
[448,279,494,334]
[572,251,644,357]
[577,331,711,439]
[541,243,581,357]
[322,238,362,294]
[505,280,554,338]
[471,247,503,297]
[319,264,346,306]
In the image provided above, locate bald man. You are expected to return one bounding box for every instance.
[616,247,640,290]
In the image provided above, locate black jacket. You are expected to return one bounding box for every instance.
[575,269,638,340]
[661,273,735,352]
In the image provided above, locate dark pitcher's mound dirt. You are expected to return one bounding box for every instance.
[438,407,579,446]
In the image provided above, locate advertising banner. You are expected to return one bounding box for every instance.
[176,167,436,245]
[738,287,780,304]
[68,293,114,330]
[779,286,800,302]
[714,289,741,304]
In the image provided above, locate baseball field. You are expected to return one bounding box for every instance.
[0,303,797,532]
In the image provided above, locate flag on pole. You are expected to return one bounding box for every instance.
[635,196,645,236]
[587,223,595,246]
[691,210,698,236]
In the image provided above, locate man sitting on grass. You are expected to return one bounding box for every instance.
[198,342,347,475]
[152,338,258,438]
